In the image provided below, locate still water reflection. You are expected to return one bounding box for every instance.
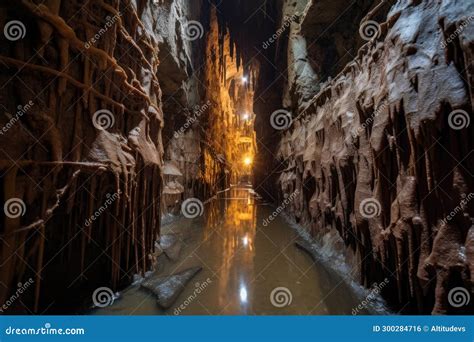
[94,187,372,315]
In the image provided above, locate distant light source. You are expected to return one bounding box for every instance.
[241,76,248,84]
[239,285,248,303]
[243,157,253,166]
[243,113,250,121]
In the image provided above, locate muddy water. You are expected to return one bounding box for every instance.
[94,187,375,315]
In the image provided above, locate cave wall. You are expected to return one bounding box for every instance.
[0,0,258,313]
[160,2,258,214]
[1,0,472,316]
[0,0,164,313]
[203,8,257,187]
[155,0,210,214]
[274,0,474,314]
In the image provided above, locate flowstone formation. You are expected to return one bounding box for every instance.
[203,9,257,186]
[0,0,257,313]
[274,0,474,314]
[1,0,472,317]
[0,0,164,313]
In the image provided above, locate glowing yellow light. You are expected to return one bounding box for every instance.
[243,157,253,166]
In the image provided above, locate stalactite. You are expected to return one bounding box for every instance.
[275,0,473,314]
[0,0,163,313]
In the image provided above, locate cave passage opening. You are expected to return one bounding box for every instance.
[1,0,472,316]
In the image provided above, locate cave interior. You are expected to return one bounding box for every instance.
[0,0,473,315]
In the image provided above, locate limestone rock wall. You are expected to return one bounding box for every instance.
[158,1,241,210]
[155,0,209,211]
[0,0,164,313]
[275,0,474,314]
[203,9,258,187]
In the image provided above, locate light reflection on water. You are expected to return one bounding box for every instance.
[93,187,376,315]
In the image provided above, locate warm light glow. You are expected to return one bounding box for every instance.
[243,157,253,166]
[241,76,248,83]
[243,113,249,120]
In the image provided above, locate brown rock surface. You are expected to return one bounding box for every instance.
[1,0,472,316]
[0,0,164,313]
[141,266,202,309]
[273,0,474,314]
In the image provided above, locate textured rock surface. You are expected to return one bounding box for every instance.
[141,266,202,308]
[0,0,256,313]
[0,0,164,313]
[202,9,257,186]
[159,1,257,210]
[274,0,474,314]
[156,0,210,201]
[159,233,182,261]
[1,0,472,316]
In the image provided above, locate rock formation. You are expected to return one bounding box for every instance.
[0,0,164,313]
[270,0,474,314]
[0,0,257,313]
[141,266,202,309]
[1,0,472,315]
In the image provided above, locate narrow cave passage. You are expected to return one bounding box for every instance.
[95,188,376,315]
[0,0,473,317]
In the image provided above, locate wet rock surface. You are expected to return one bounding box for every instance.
[295,240,319,261]
[1,0,472,316]
[270,0,474,314]
[159,234,184,261]
[0,0,164,313]
[141,266,202,309]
